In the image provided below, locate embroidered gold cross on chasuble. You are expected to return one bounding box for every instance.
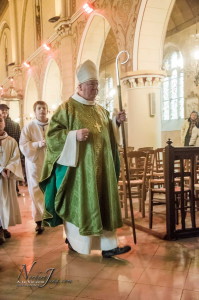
[94,122,102,133]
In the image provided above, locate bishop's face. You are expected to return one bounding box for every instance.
[78,80,99,101]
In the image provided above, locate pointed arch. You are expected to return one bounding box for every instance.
[42,58,62,113]
[76,13,111,82]
[0,21,10,43]
[24,75,39,123]
[133,0,175,71]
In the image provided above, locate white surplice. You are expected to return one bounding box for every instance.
[19,119,48,222]
[0,133,23,229]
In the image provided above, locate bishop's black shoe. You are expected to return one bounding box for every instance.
[3,229,11,238]
[102,246,131,258]
[35,221,45,234]
[65,238,77,253]
[0,227,5,244]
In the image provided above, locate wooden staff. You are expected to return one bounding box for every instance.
[116,50,137,244]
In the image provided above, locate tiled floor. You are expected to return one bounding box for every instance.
[1,186,199,300]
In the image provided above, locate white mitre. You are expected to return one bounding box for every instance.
[76,60,99,84]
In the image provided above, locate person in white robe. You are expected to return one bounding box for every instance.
[0,116,23,244]
[19,101,48,234]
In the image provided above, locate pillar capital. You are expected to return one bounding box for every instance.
[121,71,166,88]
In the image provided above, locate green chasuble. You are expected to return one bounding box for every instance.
[40,97,122,236]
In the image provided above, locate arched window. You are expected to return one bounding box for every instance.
[98,76,115,117]
[162,51,184,121]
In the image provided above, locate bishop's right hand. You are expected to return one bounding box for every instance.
[76,128,90,142]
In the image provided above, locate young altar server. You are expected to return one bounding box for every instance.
[0,115,23,244]
[19,101,48,234]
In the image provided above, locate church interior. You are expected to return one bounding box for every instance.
[1,0,199,299]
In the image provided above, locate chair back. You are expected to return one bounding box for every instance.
[153,148,165,174]
[165,143,199,240]
[127,151,149,181]
[138,147,153,151]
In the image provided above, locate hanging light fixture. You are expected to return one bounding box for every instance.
[42,43,51,51]
[83,3,94,14]
[23,61,31,68]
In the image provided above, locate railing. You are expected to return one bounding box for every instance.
[165,140,199,240]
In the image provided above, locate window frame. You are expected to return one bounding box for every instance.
[161,50,184,131]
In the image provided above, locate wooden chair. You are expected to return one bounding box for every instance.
[118,146,134,155]
[118,152,128,218]
[153,148,164,176]
[138,147,153,151]
[165,143,199,240]
[144,149,155,191]
[118,151,149,218]
[193,155,199,210]
[127,146,134,152]
[148,150,166,228]
[148,151,191,229]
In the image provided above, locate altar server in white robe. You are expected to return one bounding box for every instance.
[19,101,48,234]
[0,116,23,244]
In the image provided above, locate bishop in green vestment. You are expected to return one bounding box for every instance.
[40,60,131,257]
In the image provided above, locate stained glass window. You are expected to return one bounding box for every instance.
[162,51,184,120]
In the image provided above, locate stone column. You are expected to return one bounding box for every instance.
[8,0,19,64]
[65,0,72,18]
[122,74,164,149]
[55,0,71,19]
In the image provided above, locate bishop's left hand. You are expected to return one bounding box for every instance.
[116,110,126,124]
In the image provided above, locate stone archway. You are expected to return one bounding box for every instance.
[123,0,176,148]
[42,59,62,115]
[76,13,111,82]
[75,2,177,148]
[24,76,39,124]
[0,22,11,81]
[76,13,120,109]
[76,13,122,117]
[0,21,10,44]
[133,0,175,72]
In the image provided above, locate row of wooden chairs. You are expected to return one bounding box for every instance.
[119,146,199,229]
[149,155,199,229]
[118,147,165,219]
